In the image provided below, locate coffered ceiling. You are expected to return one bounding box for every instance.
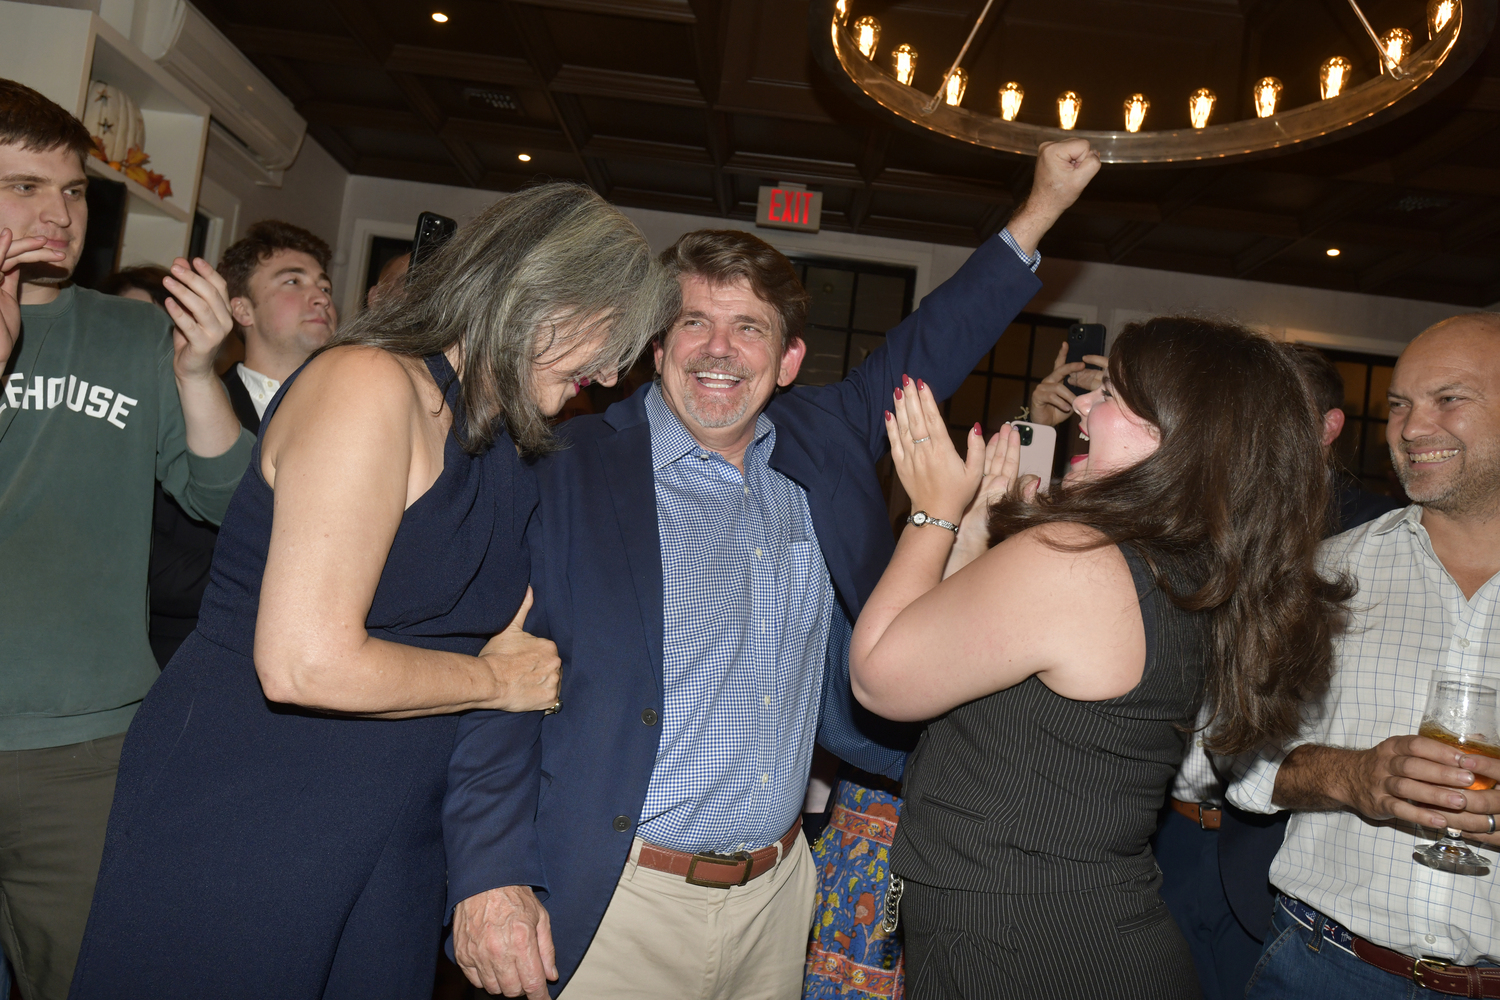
[194,0,1500,305]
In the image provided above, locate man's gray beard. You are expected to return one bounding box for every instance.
[1396,443,1500,517]
[680,387,754,429]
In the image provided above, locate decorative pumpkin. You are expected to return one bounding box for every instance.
[82,80,145,164]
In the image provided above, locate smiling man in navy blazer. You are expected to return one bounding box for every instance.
[444,138,1102,999]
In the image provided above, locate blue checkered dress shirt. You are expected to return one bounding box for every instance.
[637,384,836,854]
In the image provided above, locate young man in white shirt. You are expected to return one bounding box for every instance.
[1232,314,1500,999]
[147,220,336,663]
[220,220,336,423]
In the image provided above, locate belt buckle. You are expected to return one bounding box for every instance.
[685,850,753,888]
[1413,958,1451,989]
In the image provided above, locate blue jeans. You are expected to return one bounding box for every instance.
[1154,809,1265,1000]
[1247,897,1471,1000]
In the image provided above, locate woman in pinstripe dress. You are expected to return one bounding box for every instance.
[850,319,1354,999]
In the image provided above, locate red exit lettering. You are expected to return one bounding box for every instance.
[770,188,813,225]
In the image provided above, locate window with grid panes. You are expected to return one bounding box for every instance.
[1319,347,1403,498]
[787,256,916,386]
[940,312,1085,480]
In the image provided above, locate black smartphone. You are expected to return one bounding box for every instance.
[1065,322,1106,390]
[408,211,457,279]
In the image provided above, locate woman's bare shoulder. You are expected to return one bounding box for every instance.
[291,345,425,398]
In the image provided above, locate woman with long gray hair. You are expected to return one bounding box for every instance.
[70,184,679,1000]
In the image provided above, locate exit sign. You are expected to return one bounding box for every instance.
[757,184,823,233]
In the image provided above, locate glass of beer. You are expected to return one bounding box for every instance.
[1414,667,1500,875]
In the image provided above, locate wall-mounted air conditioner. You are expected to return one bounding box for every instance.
[136,0,306,172]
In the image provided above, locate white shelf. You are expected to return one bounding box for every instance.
[85,156,192,223]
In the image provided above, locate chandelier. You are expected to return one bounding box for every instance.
[813,0,1494,164]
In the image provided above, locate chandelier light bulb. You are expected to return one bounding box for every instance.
[517,153,531,162]
[853,16,880,59]
[1327,248,1341,257]
[999,82,1025,121]
[1252,77,1283,118]
[943,68,968,106]
[1123,93,1149,133]
[1188,88,1216,129]
[892,44,917,85]
[430,11,448,22]
[1057,91,1081,130]
[1429,0,1458,37]
[1320,56,1353,99]
[1380,27,1413,68]
[835,0,848,22]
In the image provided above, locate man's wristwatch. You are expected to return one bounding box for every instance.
[906,511,959,534]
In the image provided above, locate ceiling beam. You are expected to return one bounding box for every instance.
[510,0,695,22]
[384,46,539,87]
[702,109,733,216]
[501,0,614,194]
[1358,202,1500,291]
[549,66,705,106]
[391,72,484,184]
[1105,169,1226,262]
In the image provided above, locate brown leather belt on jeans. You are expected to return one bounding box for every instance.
[637,818,802,889]
[1169,798,1221,830]
[1353,938,1500,997]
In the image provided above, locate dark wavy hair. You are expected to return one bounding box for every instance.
[219,220,332,303]
[327,183,678,456]
[989,317,1355,755]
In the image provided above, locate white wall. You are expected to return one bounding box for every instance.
[336,174,1471,355]
[193,131,348,267]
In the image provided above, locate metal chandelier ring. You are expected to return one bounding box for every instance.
[809,0,1496,166]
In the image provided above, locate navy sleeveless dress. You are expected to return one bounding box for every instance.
[70,355,537,999]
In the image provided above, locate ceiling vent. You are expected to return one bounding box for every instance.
[463,86,520,113]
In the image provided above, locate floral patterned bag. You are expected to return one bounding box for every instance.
[803,779,904,999]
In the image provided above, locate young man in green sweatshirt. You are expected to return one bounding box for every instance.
[0,78,254,1000]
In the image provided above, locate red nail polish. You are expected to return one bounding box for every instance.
[974,422,982,434]
[903,374,911,386]
[917,379,926,391]
[885,410,893,420]
[894,388,903,400]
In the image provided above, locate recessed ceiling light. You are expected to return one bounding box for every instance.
[517,152,532,162]
[1326,248,1341,257]
[431,12,448,22]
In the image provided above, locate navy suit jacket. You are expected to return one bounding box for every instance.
[444,236,1042,991]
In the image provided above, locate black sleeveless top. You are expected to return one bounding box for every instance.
[891,544,1210,893]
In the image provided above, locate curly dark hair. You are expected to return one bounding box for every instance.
[0,78,93,165]
[218,220,332,303]
[989,317,1355,756]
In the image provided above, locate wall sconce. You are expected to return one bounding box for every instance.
[1253,77,1283,118]
[999,82,1024,121]
[1123,93,1148,132]
[1429,0,1458,37]
[1381,27,1413,68]
[942,68,968,106]
[853,16,880,59]
[1057,91,1081,130]
[1189,88,1216,128]
[1321,56,1353,98]
[892,43,917,85]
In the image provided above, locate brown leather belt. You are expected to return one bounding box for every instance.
[1170,798,1222,830]
[1353,937,1500,996]
[636,818,803,889]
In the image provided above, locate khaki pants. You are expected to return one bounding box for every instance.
[0,734,123,1000]
[561,832,818,1000]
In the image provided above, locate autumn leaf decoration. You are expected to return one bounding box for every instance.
[89,135,174,200]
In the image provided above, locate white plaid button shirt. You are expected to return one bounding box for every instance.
[1228,505,1500,964]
